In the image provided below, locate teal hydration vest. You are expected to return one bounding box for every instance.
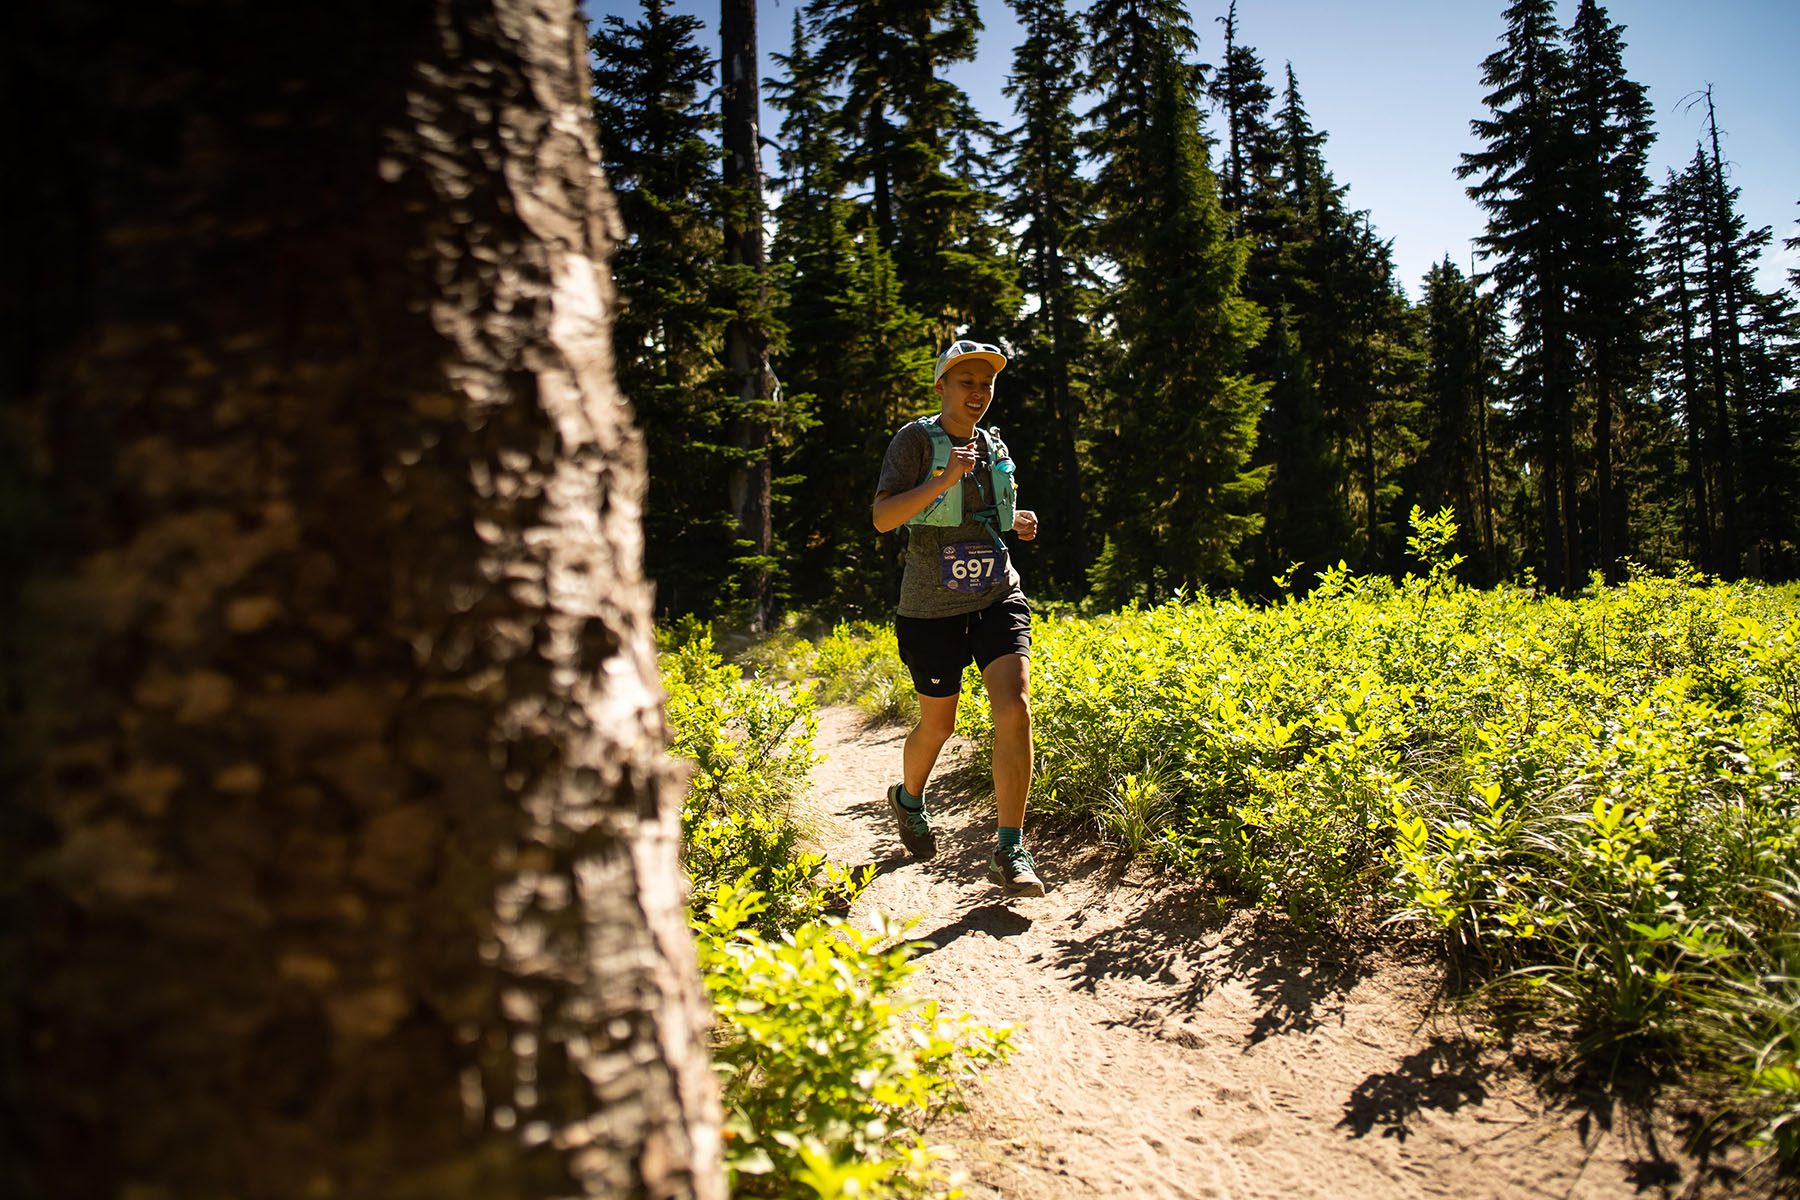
[904,415,1016,547]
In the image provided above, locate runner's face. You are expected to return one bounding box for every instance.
[935,363,996,429]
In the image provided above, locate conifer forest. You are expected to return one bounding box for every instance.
[591,0,1799,628]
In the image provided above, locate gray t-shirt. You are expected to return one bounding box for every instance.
[876,420,1025,619]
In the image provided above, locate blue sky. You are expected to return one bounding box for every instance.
[588,0,1798,299]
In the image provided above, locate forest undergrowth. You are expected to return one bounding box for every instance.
[661,619,1009,1198]
[661,513,1800,1195]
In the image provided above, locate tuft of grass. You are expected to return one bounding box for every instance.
[1689,874,1800,1172]
[1096,760,1180,859]
[742,617,918,723]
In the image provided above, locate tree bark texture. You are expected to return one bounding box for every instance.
[1671,218,1714,569]
[1476,370,1498,583]
[721,0,775,631]
[1048,294,1089,588]
[1,2,723,1197]
[1701,224,1741,575]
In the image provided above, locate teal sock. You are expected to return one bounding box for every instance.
[898,784,924,811]
[997,826,1023,853]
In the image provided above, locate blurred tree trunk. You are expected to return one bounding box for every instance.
[0,2,723,1198]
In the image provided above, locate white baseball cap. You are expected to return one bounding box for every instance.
[934,338,1008,382]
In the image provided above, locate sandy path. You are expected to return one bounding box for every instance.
[803,704,1754,1200]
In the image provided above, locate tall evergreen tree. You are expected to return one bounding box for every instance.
[995,0,1100,594]
[1736,287,1800,577]
[1773,201,1800,576]
[1652,157,1718,568]
[720,0,789,631]
[1459,0,1582,592]
[807,0,1016,340]
[1241,65,1353,588]
[1274,64,1327,220]
[939,114,1026,338]
[768,13,853,301]
[1694,93,1794,577]
[1654,140,1798,579]
[829,232,938,613]
[1085,0,1202,243]
[1203,37,1313,592]
[1697,91,1758,573]
[1208,2,1278,222]
[592,1,732,614]
[1416,258,1506,580]
[1084,0,1267,599]
[1563,0,1655,581]
[1470,279,1510,580]
[1262,68,1419,574]
[1787,200,1800,294]
[1317,215,1423,570]
[1253,310,1344,587]
[768,14,881,612]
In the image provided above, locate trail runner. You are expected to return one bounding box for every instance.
[871,339,1045,898]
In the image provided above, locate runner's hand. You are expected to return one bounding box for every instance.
[1013,509,1038,540]
[943,442,978,481]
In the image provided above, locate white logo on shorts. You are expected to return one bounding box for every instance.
[930,677,942,684]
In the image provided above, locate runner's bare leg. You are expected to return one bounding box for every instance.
[982,652,1032,829]
[904,692,960,798]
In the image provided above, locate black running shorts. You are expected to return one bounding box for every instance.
[894,595,1032,698]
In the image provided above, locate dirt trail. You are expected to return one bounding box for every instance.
[803,704,1751,1200]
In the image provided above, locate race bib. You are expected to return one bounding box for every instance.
[940,541,1001,592]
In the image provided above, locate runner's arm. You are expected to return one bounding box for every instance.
[872,441,977,531]
[872,472,958,532]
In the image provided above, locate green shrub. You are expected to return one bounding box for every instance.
[711,534,1800,1162]
[1685,873,1800,1173]
[1513,796,1734,1055]
[663,624,1011,1197]
[737,618,918,724]
[811,621,918,723]
[695,880,1012,1199]
[954,518,1798,1050]
[662,623,818,816]
[660,622,840,932]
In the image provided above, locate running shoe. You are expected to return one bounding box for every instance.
[988,845,1046,897]
[886,783,937,860]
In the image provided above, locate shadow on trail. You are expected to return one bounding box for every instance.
[911,903,1033,954]
[1230,924,1375,1046]
[1046,883,1376,1047]
[1334,1011,1746,1194]
[1513,1050,1746,1198]
[1338,1036,1488,1140]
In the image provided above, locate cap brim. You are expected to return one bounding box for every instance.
[935,350,1008,381]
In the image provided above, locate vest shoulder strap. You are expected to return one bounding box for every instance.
[913,413,952,473]
[916,415,1004,460]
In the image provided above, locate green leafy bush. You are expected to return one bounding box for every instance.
[954,516,1797,1122]
[694,881,1012,1199]
[661,625,1011,1196]
[738,617,919,724]
[810,621,919,723]
[660,622,842,932]
[729,521,1799,1165]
